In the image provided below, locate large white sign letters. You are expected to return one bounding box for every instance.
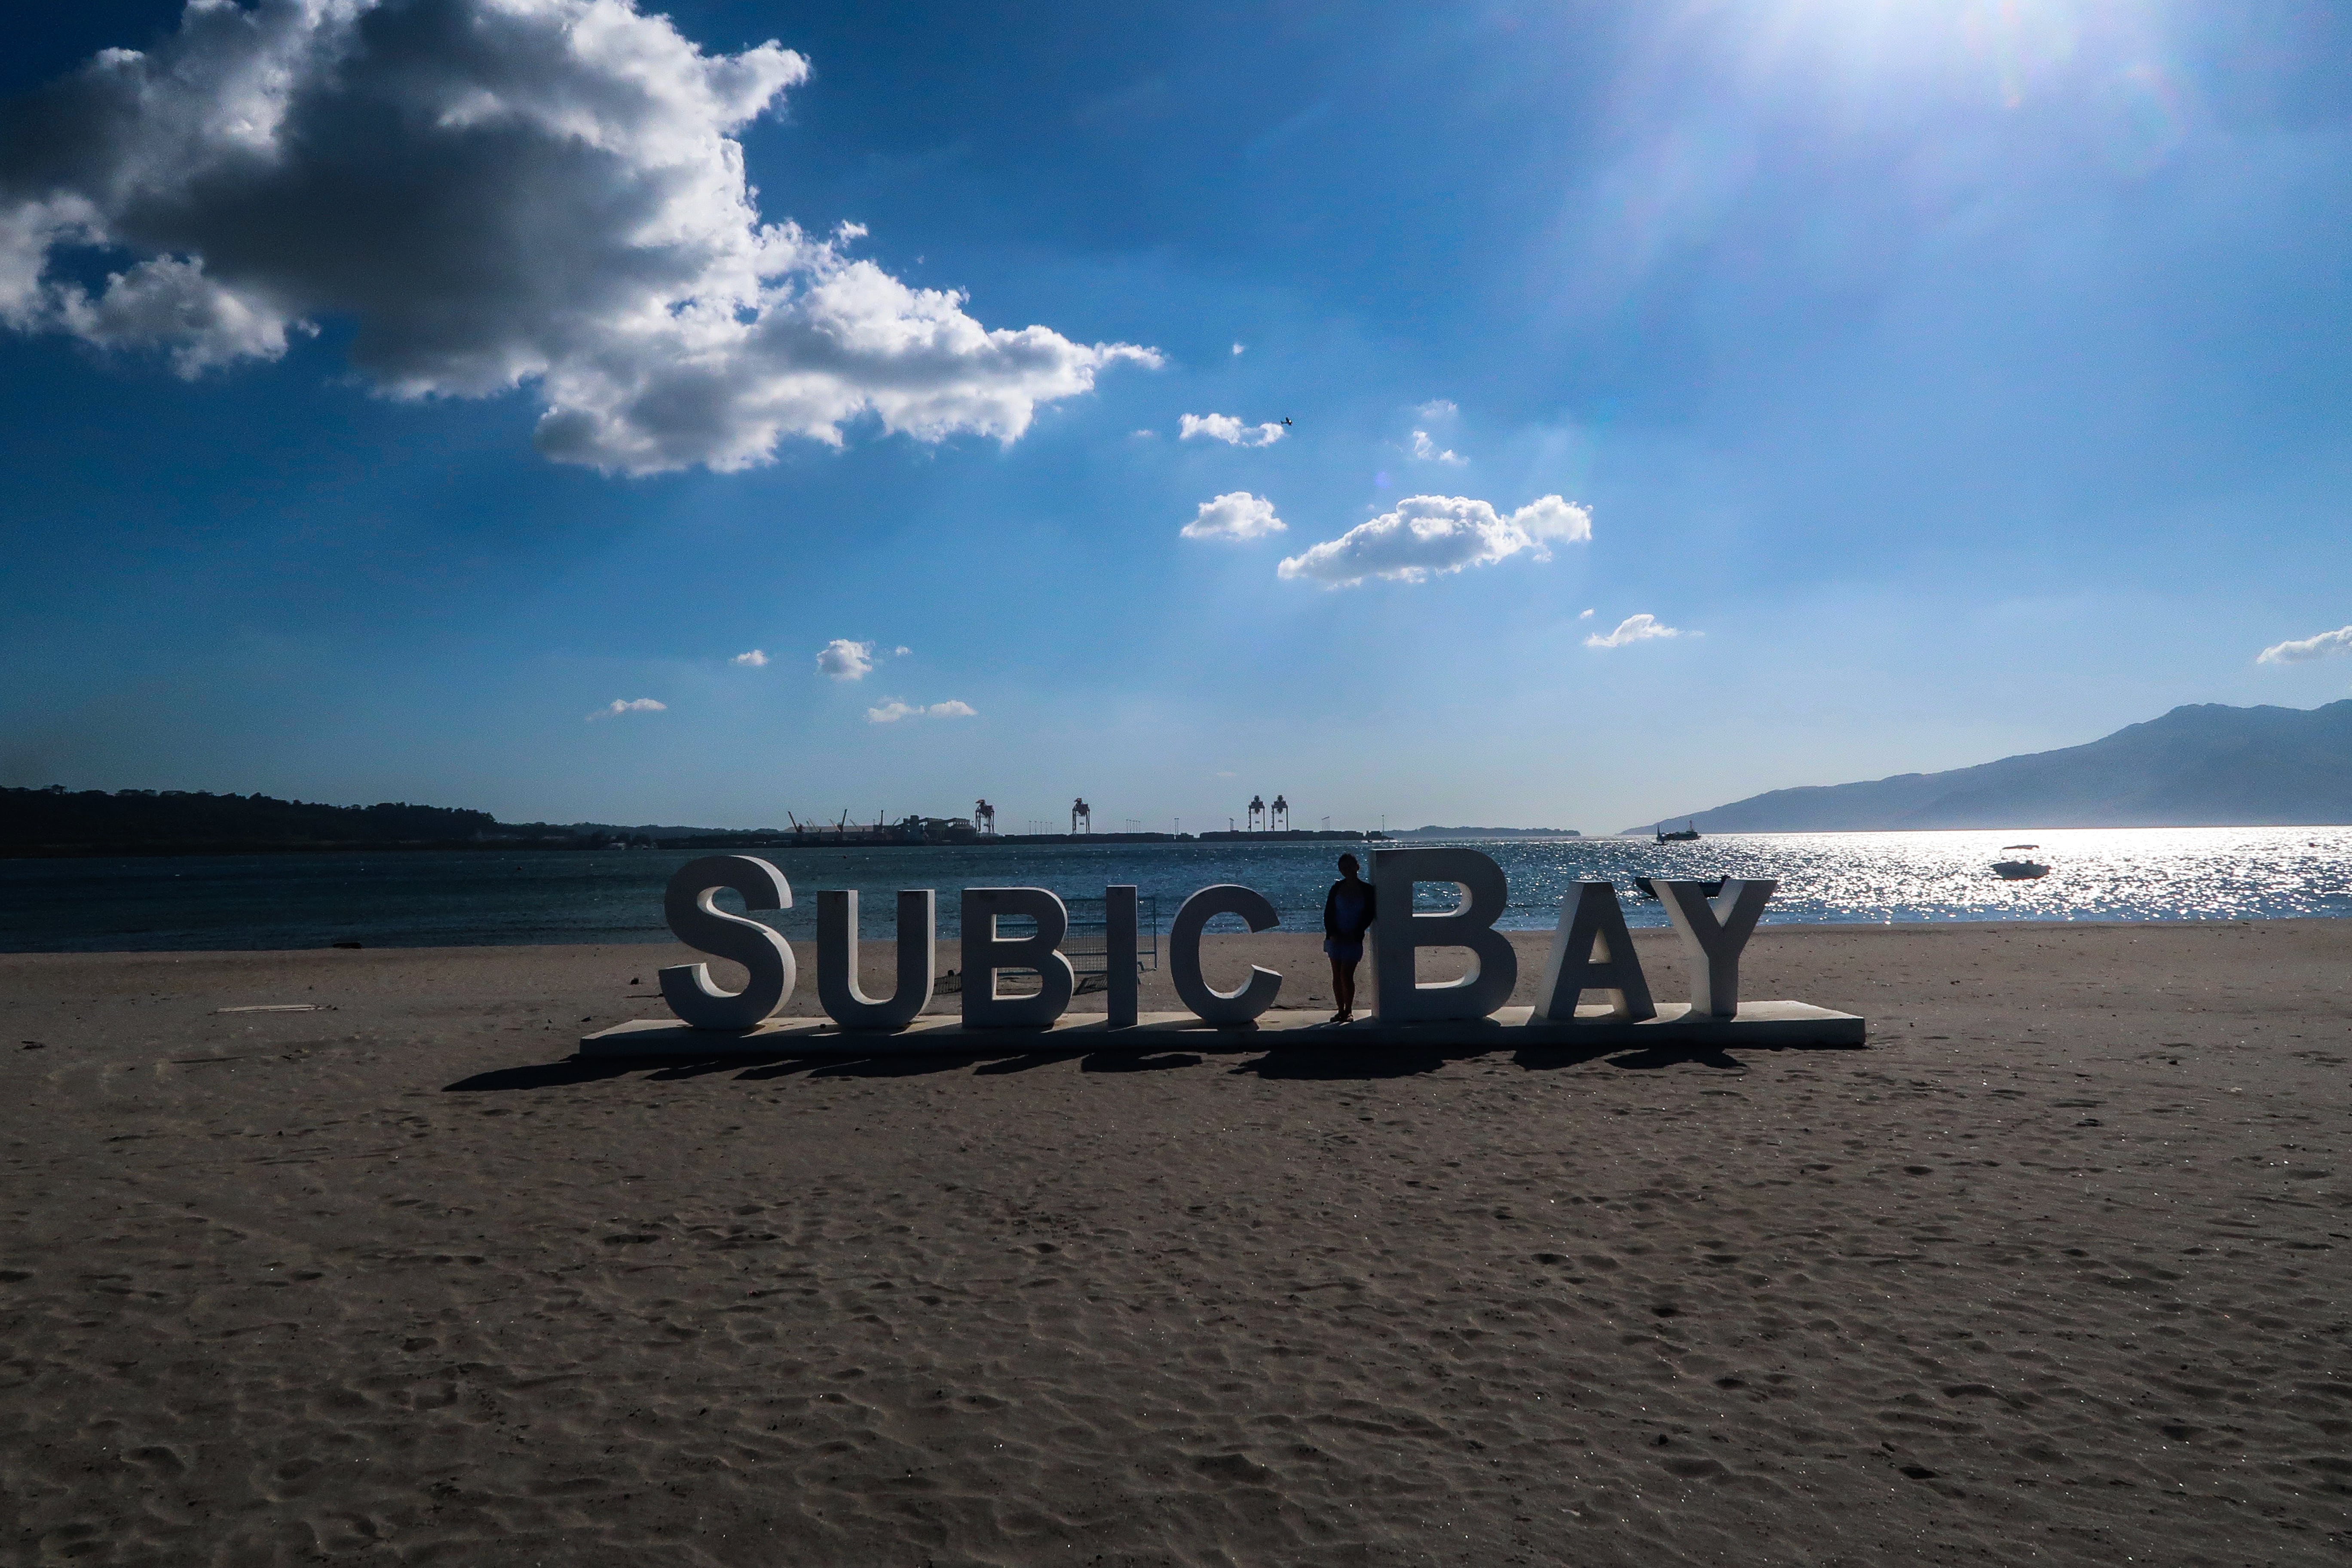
[658,854,796,1030]
[959,887,1078,1027]
[1531,880,1655,1023]
[604,847,1854,1056]
[1372,846,1519,1023]
[815,888,934,1030]
[1169,883,1284,1025]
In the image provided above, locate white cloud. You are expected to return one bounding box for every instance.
[731,648,769,667]
[1415,399,1458,420]
[587,697,667,720]
[1179,411,1283,447]
[0,0,1157,474]
[866,697,975,723]
[815,639,874,680]
[49,253,312,374]
[1232,343,1245,355]
[2257,624,2352,664]
[1277,495,1590,587]
[1585,613,1681,648]
[892,645,911,656]
[1578,608,1595,620]
[1182,491,1285,541]
[1409,429,1465,465]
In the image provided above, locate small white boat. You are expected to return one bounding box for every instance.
[1992,844,2050,880]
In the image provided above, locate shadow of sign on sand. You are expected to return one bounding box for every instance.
[446,1035,1857,1093]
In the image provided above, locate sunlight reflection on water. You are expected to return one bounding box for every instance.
[4,826,2350,951]
[1496,827,2352,928]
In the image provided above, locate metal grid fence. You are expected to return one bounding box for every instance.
[1060,894,1159,977]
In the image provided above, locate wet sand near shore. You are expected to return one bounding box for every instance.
[3,921,2348,1565]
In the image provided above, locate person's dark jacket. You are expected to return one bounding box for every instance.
[1323,878,1376,940]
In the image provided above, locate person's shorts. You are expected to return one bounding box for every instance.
[1323,937,1363,963]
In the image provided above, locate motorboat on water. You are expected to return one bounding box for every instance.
[1992,844,2051,880]
[1655,820,1700,842]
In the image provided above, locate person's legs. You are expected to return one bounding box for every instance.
[1332,956,1358,1020]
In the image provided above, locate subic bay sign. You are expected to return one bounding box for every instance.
[579,847,1865,1056]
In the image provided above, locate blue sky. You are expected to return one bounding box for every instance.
[3,0,2349,833]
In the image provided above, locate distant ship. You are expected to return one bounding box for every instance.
[1992,844,2051,880]
[1655,819,1700,842]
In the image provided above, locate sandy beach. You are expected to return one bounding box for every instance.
[3,919,2348,1565]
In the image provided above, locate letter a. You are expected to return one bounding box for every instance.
[1531,882,1656,1022]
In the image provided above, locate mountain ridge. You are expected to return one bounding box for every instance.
[1625,700,2352,833]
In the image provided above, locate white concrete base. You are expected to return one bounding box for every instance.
[577,1001,1865,1057]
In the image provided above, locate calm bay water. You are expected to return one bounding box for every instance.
[3,827,2350,953]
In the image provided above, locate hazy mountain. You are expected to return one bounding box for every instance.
[1627,701,2352,833]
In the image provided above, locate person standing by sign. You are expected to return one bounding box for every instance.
[1323,853,1376,1023]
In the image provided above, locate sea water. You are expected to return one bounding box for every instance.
[3,827,2349,953]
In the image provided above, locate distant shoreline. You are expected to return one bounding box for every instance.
[1,839,634,861]
[10,911,2346,959]
[0,830,1400,860]
[1389,826,1581,839]
[16,821,2352,859]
